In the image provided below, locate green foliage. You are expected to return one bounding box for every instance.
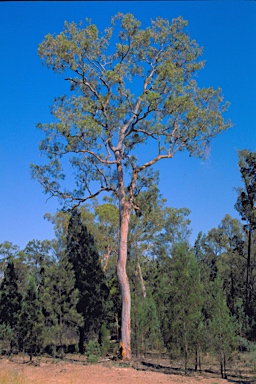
[104,274,122,340]
[23,240,52,288]
[208,275,238,378]
[41,249,82,347]
[0,262,22,352]
[85,340,101,363]
[235,150,256,317]
[32,13,231,208]
[203,215,246,316]
[67,209,108,352]
[99,323,110,356]
[234,298,249,348]
[0,242,20,269]
[235,150,256,227]
[19,275,45,360]
[0,324,14,354]
[166,243,204,372]
[134,295,162,352]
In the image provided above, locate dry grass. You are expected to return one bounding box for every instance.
[0,360,81,384]
[0,367,26,384]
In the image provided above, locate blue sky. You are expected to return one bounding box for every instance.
[1,1,255,249]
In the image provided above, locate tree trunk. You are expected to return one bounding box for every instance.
[79,326,85,354]
[117,201,132,360]
[219,349,224,378]
[183,322,188,375]
[194,348,198,372]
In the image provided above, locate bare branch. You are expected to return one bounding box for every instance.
[73,148,117,165]
[46,185,117,207]
[82,75,100,99]
[85,53,105,74]
[99,77,112,109]
[136,149,181,173]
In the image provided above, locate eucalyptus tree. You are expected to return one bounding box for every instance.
[32,14,231,359]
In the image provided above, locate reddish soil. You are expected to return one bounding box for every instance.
[0,357,239,384]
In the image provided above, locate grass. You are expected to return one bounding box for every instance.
[0,364,81,384]
[0,367,27,384]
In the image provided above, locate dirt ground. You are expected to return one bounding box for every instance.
[0,357,249,384]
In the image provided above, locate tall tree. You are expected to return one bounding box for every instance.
[235,150,256,314]
[42,249,83,349]
[166,243,203,374]
[19,275,44,361]
[67,209,107,354]
[23,240,53,292]
[206,215,246,315]
[208,276,237,379]
[32,14,231,359]
[0,242,20,282]
[0,262,22,353]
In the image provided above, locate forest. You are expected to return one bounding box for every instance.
[0,149,256,379]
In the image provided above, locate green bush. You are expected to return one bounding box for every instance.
[100,323,110,357]
[86,340,101,364]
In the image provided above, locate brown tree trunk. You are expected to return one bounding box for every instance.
[117,201,132,360]
[79,326,85,354]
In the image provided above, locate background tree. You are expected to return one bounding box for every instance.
[67,209,107,354]
[206,215,246,315]
[19,275,45,361]
[166,242,203,374]
[235,150,256,315]
[208,275,237,379]
[32,13,231,359]
[0,242,20,281]
[23,240,53,290]
[41,248,83,351]
[132,294,162,355]
[0,262,22,353]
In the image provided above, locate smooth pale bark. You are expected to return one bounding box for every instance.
[117,201,132,360]
[116,154,132,360]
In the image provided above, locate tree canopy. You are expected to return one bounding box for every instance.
[32,13,231,206]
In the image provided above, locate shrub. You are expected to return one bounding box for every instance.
[100,323,110,357]
[86,340,101,364]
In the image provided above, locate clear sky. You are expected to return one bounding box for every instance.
[1,1,255,249]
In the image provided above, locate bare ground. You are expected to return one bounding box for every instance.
[0,356,255,384]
